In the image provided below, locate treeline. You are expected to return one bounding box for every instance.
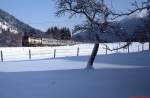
[0,29,22,47]
[45,26,71,40]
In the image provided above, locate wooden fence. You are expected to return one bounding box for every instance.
[0,43,149,62]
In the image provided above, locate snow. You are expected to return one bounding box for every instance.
[132,9,148,18]
[73,11,150,42]
[0,43,150,98]
[0,50,150,98]
[0,21,9,31]
[0,42,149,62]
[1,69,150,98]
[0,50,149,72]
[0,21,19,34]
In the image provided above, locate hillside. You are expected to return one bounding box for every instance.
[73,10,150,43]
[0,9,43,46]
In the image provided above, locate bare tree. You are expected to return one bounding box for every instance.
[55,0,150,69]
[55,0,117,69]
[127,0,150,50]
[112,0,150,41]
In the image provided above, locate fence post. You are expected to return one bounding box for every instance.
[106,46,108,55]
[149,42,150,51]
[29,49,31,60]
[116,47,118,53]
[142,44,144,51]
[77,47,79,56]
[128,45,130,53]
[1,51,3,62]
[54,49,56,58]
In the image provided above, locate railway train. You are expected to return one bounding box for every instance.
[22,36,77,46]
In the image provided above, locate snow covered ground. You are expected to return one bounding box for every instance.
[0,50,150,72]
[0,49,150,98]
[0,42,149,61]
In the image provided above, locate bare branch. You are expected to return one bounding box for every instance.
[102,42,132,51]
[111,0,149,19]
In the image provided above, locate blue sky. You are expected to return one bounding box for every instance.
[0,0,143,31]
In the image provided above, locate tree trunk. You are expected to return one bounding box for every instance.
[86,43,99,69]
[149,42,150,51]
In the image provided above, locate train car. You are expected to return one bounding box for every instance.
[22,36,42,46]
[22,36,78,47]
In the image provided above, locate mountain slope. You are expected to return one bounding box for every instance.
[73,11,150,43]
[0,9,43,37]
[0,9,44,46]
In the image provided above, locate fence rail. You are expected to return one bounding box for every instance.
[0,42,149,62]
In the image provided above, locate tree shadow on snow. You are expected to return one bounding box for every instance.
[59,51,150,67]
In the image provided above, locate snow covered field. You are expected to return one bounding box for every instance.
[0,50,150,72]
[0,43,150,98]
[0,42,149,62]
